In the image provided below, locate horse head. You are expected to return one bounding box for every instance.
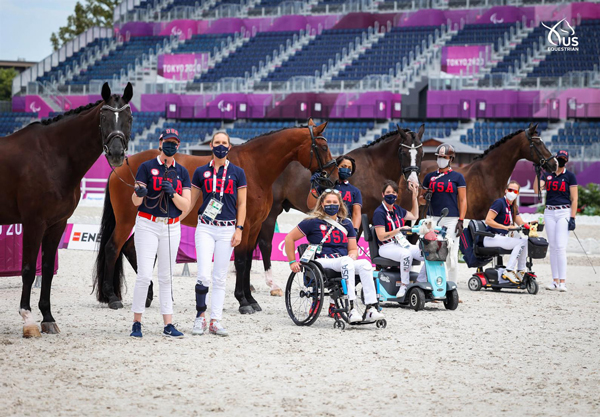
[303,118,336,190]
[522,122,557,173]
[100,82,134,167]
[397,123,425,186]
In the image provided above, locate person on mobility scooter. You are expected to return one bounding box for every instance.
[284,189,385,328]
[461,181,547,294]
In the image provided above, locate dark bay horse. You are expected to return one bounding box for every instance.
[419,123,557,220]
[256,125,425,294]
[93,120,334,313]
[0,82,133,337]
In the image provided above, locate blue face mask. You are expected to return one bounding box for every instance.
[161,141,178,157]
[384,194,397,205]
[338,167,352,180]
[213,144,229,159]
[324,204,340,216]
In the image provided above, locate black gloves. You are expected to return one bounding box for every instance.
[568,217,576,231]
[455,219,464,236]
[161,180,175,198]
[134,185,148,198]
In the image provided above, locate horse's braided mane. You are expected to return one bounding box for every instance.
[243,124,308,142]
[362,128,412,149]
[474,129,524,160]
[33,95,120,126]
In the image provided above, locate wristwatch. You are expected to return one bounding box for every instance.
[236,225,244,231]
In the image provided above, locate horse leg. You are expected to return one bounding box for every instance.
[20,223,45,338]
[233,246,254,315]
[122,233,154,307]
[244,248,262,312]
[257,214,283,297]
[102,227,131,309]
[39,221,67,335]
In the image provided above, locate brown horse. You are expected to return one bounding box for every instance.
[0,82,133,337]
[93,120,334,314]
[419,123,557,220]
[256,125,425,293]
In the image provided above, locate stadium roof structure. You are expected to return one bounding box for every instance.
[422,138,482,155]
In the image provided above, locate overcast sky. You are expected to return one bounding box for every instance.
[0,0,81,62]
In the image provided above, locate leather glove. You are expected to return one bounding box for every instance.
[310,172,324,194]
[134,185,148,198]
[424,188,433,202]
[568,217,576,231]
[161,180,175,198]
[455,219,464,236]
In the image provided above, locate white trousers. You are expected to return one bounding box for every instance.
[379,242,425,285]
[195,223,235,321]
[315,256,377,305]
[431,216,460,283]
[544,208,570,281]
[483,234,528,271]
[132,216,181,315]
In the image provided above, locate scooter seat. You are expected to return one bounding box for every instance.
[475,247,513,256]
[372,256,399,268]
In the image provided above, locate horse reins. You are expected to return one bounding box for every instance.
[308,125,336,196]
[526,129,555,201]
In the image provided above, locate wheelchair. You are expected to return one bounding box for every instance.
[465,220,547,295]
[284,243,387,330]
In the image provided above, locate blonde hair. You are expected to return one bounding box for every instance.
[211,131,231,145]
[309,190,348,220]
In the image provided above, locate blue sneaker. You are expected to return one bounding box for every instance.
[130,321,142,338]
[163,323,184,338]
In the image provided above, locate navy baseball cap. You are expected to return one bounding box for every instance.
[159,128,180,143]
[556,150,569,161]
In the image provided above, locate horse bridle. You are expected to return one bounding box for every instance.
[398,130,423,180]
[308,125,336,193]
[526,128,555,200]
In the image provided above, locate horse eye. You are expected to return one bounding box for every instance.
[321,145,327,151]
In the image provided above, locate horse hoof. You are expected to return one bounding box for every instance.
[109,300,124,310]
[250,303,262,312]
[145,298,153,308]
[270,289,283,297]
[250,285,256,293]
[41,322,60,334]
[23,325,41,338]
[239,305,255,315]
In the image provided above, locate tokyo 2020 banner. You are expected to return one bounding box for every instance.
[157,53,209,81]
[441,45,489,75]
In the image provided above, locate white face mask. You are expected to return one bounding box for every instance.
[437,157,450,169]
[506,191,517,202]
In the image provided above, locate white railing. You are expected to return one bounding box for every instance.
[80,177,108,199]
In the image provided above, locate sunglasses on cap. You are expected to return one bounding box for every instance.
[323,189,341,194]
[507,188,519,194]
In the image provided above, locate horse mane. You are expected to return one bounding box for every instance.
[33,95,118,126]
[243,124,308,143]
[362,128,411,148]
[474,130,524,160]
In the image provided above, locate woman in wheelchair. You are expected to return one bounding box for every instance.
[483,180,533,284]
[373,180,424,299]
[285,189,384,323]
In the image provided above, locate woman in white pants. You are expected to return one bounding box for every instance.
[534,150,578,292]
[187,132,247,337]
[285,189,384,323]
[420,144,467,284]
[483,181,533,284]
[373,180,424,299]
[130,129,191,338]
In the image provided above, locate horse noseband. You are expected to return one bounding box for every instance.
[104,130,127,155]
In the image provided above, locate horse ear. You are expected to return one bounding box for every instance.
[101,83,111,103]
[307,118,315,126]
[396,124,401,133]
[529,122,538,133]
[122,82,133,103]
[316,120,328,134]
[417,124,425,139]
[397,127,408,140]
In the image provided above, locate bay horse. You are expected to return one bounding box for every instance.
[419,123,557,220]
[93,120,334,314]
[0,82,134,337]
[256,125,425,294]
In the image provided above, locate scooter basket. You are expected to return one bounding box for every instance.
[421,239,449,262]
[528,237,549,259]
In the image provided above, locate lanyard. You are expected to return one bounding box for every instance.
[210,159,229,202]
[505,199,513,224]
[382,202,401,230]
[431,168,452,183]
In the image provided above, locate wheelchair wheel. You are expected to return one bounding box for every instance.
[444,289,459,310]
[376,319,387,329]
[526,278,539,295]
[408,287,425,311]
[468,276,482,291]
[333,319,345,330]
[285,263,324,326]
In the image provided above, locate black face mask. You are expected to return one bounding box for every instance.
[161,141,178,157]
[558,159,566,168]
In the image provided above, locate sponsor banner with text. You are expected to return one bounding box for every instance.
[441,45,489,75]
[157,53,209,81]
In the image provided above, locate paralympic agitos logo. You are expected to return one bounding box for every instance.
[541,19,579,51]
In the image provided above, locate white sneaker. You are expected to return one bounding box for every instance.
[364,306,384,323]
[192,316,207,336]
[546,282,559,291]
[348,308,362,323]
[396,285,407,298]
[209,321,229,337]
[502,270,521,285]
[559,283,568,292]
[516,271,527,281]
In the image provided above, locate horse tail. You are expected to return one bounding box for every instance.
[93,178,125,303]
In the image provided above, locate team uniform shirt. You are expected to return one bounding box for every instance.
[422,169,466,217]
[486,198,517,236]
[335,181,363,217]
[135,156,191,218]
[372,203,407,246]
[192,160,247,222]
[297,217,356,259]
[544,170,577,206]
